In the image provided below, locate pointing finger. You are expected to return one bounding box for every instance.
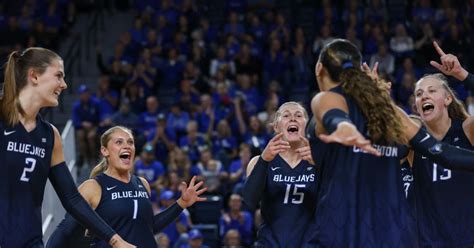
[433,41,446,56]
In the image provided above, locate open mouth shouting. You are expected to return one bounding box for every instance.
[287,125,299,135]
[119,151,132,165]
[421,102,435,115]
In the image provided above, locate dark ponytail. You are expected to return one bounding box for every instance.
[319,39,406,144]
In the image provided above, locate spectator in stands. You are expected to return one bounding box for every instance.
[412,0,435,27]
[176,79,200,112]
[210,46,236,78]
[168,147,193,183]
[442,24,468,62]
[193,148,228,194]
[161,48,184,88]
[413,19,437,66]
[110,98,140,134]
[228,143,252,194]
[155,232,171,248]
[127,61,156,96]
[211,119,238,167]
[194,94,215,137]
[270,13,291,46]
[235,43,260,84]
[236,112,269,152]
[312,24,335,56]
[390,23,414,58]
[363,24,386,57]
[168,103,191,139]
[135,144,166,201]
[219,194,253,246]
[235,73,260,115]
[257,91,280,134]
[224,12,245,38]
[395,57,422,85]
[262,38,288,87]
[129,16,146,45]
[224,34,240,60]
[223,229,242,248]
[345,27,362,50]
[159,190,192,246]
[212,81,235,124]
[178,229,209,248]
[178,120,207,166]
[96,75,119,133]
[73,84,100,167]
[289,43,311,101]
[365,0,388,23]
[139,95,161,138]
[396,72,417,110]
[369,43,395,75]
[124,82,146,114]
[149,113,176,163]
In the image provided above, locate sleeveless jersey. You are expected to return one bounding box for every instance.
[0,116,54,248]
[412,120,474,247]
[256,154,318,248]
[304,86,416,248]
[91,173,155,248]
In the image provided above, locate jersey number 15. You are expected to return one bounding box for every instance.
[284,184,305,204]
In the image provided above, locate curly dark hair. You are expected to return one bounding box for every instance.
[319,39,405,144]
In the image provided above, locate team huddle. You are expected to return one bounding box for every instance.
[1,39,474,248]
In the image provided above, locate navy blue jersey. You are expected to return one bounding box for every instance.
[398,145,414,200]
[412,120,474,247]
[256,154,318,248]
[401,161,414,200]
[91,174,155,248]
[304,86,416,248]
[0,116,54,248]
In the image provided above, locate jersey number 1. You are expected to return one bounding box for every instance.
[20,158,36,182]
[132,199,138,219]
[284,184,305,204]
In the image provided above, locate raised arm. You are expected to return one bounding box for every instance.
[311,91,380,156]
[396,107,474,171]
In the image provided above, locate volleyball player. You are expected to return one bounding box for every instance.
[47,126,206,247]
[305,39,474,247]
[243,102,318,248]
[0,48,134,247]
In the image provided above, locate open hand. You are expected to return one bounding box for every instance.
[177,176,207,208]
[318,122,381,156]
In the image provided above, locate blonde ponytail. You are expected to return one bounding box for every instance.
[90,158,108,178]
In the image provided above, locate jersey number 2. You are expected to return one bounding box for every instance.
[20,158,36,182]
[284,184,305,204]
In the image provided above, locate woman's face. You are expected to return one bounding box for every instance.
[414,77,451,123]
[34,59,67,107]
[101,129,136,172]
[274,104,307,143]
